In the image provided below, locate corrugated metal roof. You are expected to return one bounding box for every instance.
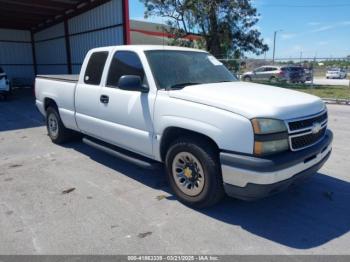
[69,0,123,34]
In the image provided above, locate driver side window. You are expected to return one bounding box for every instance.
[106,51,145,88]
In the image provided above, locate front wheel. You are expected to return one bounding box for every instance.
[165,137,224,208]
[243,76,252,82]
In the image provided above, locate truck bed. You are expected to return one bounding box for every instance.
[36,75,79,83]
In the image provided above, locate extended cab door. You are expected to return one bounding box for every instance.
[95,50,155,157]
[75,51,109,137]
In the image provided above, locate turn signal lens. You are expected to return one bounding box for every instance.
[254,139,289,156]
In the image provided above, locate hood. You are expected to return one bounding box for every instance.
[168,81,325,120]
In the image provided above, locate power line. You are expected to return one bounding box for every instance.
[261,3,350,8]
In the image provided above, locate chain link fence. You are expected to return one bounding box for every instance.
[218,57,350,102]
[219,57,349,77]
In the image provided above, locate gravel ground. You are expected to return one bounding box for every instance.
[0,89,349,255]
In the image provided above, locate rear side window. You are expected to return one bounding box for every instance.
[265,67,277,72]
[106,51,145,87]
[84,52,108,85]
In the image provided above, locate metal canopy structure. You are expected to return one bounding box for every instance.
[0,0,113,32]
[0,0,129,84]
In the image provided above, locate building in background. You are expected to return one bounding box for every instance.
[130,20,201,46]
[0,0,130,85]
[0,0,203,86]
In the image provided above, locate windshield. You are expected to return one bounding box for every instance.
[145,50,237,90]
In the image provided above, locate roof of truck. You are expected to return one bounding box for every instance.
[89,45,207,53]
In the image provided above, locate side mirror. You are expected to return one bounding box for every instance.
[118,75,149,93]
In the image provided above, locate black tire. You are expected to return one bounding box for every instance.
[243,76,252,82]
[46,107,74,144]
[165,136,224,208]
[269,76,278,83]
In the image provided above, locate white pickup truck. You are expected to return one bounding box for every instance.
[0,66,11,99]
[35,45,333,208]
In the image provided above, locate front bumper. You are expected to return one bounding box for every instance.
[220,129,333,200]
[0,86,10,93]
[326,74,340,78]
[0,79,10,93]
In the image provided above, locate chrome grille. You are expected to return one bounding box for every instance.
[288,111,327,131]
[287,110,328,151]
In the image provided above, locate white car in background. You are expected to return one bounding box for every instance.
[0,67,11,99]
[326,68,347,79]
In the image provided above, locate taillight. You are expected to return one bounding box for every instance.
[278,70,285,77]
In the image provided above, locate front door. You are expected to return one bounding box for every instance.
[96,51,155,157]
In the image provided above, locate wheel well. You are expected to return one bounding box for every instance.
[44,98,58,111]
[160,127,219,161]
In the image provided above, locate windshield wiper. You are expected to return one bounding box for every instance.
[168,82,201,90]
[215,80,234,83]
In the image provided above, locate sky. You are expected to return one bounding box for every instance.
[129,0,350,59]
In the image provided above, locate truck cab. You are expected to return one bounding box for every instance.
[35,45,333,208]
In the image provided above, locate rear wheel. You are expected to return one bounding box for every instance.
[243,76,252,82]
[46,107,74,144]
[269,76,278,83]
[165,137,224,208]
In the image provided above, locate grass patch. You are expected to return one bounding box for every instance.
[256,81,350,99]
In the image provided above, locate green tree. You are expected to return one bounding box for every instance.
[141,0,268,58]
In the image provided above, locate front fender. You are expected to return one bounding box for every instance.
[153,95,254,161]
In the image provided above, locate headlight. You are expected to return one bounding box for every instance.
[251,118,287,134]
[251,118,289,155]
[254,139,289,155]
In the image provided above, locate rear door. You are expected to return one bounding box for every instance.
[264,67,277,80]
[75,51,109,136]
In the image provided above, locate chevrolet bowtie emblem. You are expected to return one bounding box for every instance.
[311,122,322,134]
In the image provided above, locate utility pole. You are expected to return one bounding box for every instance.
[272,31,277,64]
[311,56,316,88]
[272,30,282,64]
